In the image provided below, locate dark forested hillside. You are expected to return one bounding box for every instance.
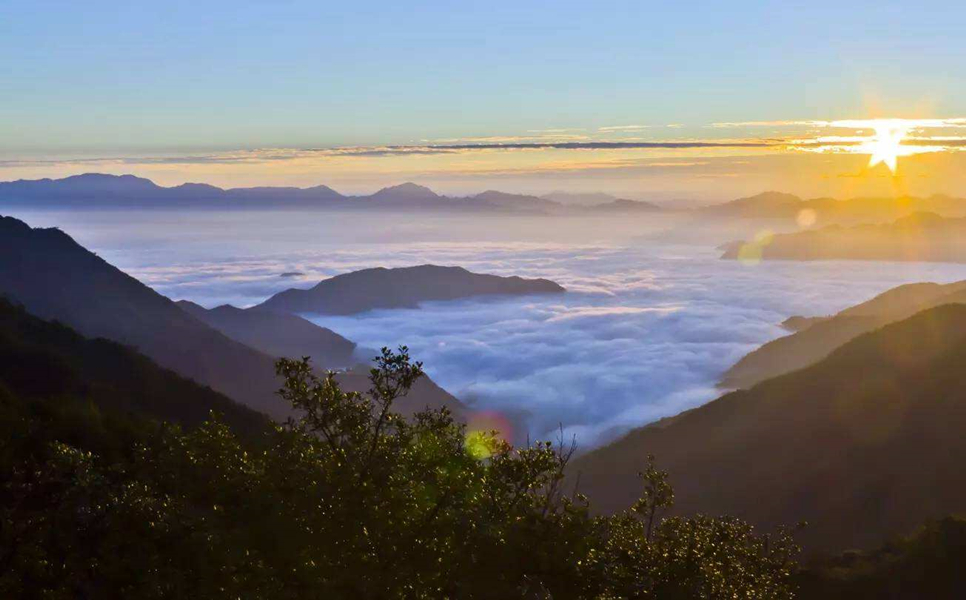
[0,215,295,418]
[0,298,271,447]
[796,517,966,599]
[574,304,966,552]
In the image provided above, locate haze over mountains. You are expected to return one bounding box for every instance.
[702,191,966,224]
[0,173,664,214]
[723,212,966,264]
[7,175,966,234]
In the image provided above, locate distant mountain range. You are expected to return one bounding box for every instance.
[0,215,466,420]
[0,173,663,214]
[7,174,965,226]
[573,302,966,552]
[722,212,966,263]
[540,191,663,211]
[258,265,565,315]
[540,191,624,206]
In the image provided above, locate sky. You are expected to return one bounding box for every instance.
[3,1,966,200]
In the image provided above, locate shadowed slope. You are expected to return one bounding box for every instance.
[796,516,966,599]
[0,298,270,440]
[176,300,466,419]
[574,304,966,552]
[177,301,359,369]
[722,280,966,388]
[0,215,292,419]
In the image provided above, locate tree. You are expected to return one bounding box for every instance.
[1,347,799,598]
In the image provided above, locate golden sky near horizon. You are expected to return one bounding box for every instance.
[4,118,966,202]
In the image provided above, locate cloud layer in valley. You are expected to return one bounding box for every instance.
[12,209,966,449]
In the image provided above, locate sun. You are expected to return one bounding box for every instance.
[861,120,911,173]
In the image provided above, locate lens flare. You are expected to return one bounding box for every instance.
[737,229,775,266]
[796,208,817,228]
[464,411,514,460]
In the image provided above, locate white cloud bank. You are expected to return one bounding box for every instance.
[13,209,966,450]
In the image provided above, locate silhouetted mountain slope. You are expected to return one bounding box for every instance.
[722,280,966,388]
[258,265,565,315]
[836,281,966,319]
[0,215,465,421]
[701,192,966,224]
[174,300,465,418]
[573,304,966,552]
[720,316,876,389]
[0,298,270,439]
[722,212,966,263]
[177,301,359,369]
[0,215,293,418]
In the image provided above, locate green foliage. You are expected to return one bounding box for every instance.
[0,346,799,599]
[631,455,674,541]
[796,516,966,599]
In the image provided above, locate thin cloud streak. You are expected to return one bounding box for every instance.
[4,117,966,197]
[713,117,966,129]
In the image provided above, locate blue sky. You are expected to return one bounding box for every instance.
[2,1,965,198]
[4,1,964,151]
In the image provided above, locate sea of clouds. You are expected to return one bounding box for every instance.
[14,209,966,449]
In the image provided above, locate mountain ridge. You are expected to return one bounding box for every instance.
[0,173,671,215]
[257,264,566,315]
[721,279,966,389]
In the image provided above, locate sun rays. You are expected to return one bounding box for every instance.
[863,121,911,173]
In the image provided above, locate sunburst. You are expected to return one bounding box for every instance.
[863,121,911,173]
